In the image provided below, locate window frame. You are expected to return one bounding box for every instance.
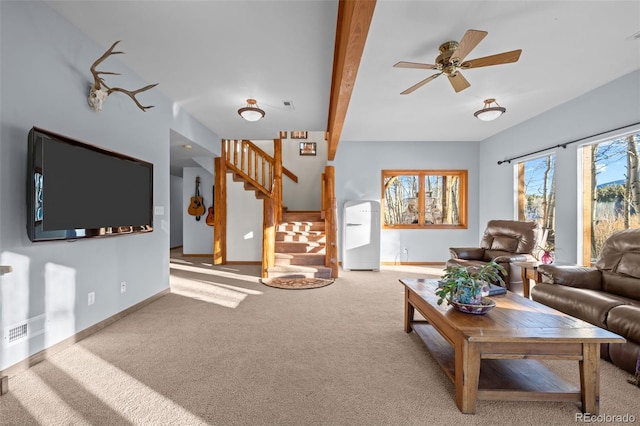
[381,169,468,229]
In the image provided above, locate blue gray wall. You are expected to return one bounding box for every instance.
[0,2,217,370]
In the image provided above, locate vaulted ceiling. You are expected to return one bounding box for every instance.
[47,1,640,173]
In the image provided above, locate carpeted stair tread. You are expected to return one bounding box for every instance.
[267,264,332,279]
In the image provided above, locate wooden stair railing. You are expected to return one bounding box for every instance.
[223,139,273,198]
[218,139,299,276]
[322,166,339,278]
[222,139,298,199]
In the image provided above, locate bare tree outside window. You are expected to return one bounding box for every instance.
[382,170,467,229]
[582,132,640,264]
[517,155,556,248]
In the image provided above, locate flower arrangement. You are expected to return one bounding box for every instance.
[435,261,506,306]
[537,242,555,264]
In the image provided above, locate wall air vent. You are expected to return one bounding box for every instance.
[7,323,28,343]
[4,314,47,346]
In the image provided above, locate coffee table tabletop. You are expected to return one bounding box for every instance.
[399,278,625,414]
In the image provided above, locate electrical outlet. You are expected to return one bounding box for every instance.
[88,292,95,306]
[120,282,126,293]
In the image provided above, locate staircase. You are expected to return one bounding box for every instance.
[266,211,333,279]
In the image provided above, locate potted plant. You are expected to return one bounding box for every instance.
[435,261,506,313]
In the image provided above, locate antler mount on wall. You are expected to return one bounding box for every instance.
[88,40,158,112]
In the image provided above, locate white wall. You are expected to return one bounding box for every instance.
[226,174,263,262]
[0,2,217,370]
[333,141,480,263]
[170,175,183,248]
[478,70,640,263]
[253,133,328,211]
[282,132,328,210]
[182,167,214,254]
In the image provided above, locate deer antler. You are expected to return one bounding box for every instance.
[88,40,158,112]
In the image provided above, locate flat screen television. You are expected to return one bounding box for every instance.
[27,127,154,242]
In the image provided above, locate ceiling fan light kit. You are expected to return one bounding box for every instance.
[238,98,265,121]
[394,29,522,94]
[474,98,506,121]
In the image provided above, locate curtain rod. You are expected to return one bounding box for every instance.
[497,122,640,165]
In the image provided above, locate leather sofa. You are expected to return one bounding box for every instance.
[531,228,640,380]
[447,220,545,290]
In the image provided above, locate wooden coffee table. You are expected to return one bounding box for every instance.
[399,278,625,414]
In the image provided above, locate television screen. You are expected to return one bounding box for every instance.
[27,127,154,242]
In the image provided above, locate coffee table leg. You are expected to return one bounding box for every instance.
[455,339,481,414]
[404,288,414,332]
[579,343,600,415]
[521,268,530,298]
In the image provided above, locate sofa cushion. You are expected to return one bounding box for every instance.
[607,305,640,344]
[479,220,542,254]
[602,271,640,301]
[617,252,640,279]
[607,305,640,374]
[608,340,640,376]
[537,264,602,290]
[490,236,519,252]
[595,228,640,273]
[531,283,630,329]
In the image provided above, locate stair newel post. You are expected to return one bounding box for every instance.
[324,166,339,278]
[214,155,227,265]
[274,138,283,223]
[262,195,276,278]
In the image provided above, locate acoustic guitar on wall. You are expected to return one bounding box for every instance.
[188,176,205,220]
[205,185,215,226]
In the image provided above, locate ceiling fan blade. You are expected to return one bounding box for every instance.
[450,29,487,63]
[400,73,441,95]
[394,61,437,70]
[448,72,470,93]
[462,49,522,69]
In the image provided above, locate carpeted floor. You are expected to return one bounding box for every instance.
[1,250,638,425]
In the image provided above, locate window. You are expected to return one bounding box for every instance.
[516,154,556,248]
[581,131,640,264]
[382,170,467,229]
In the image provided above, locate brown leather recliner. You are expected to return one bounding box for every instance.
[532,228,640,379]
[447,220,545,289]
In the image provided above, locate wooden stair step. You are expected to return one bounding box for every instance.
[282,211,323,222]
[276,241,325,254]
[277,222,325,232]
[266,265,332,279]
[276,232,326,242]
[275,253,326,266]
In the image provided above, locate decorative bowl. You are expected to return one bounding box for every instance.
[450,297,496,315]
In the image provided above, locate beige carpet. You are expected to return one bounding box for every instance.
[1,251,638,425]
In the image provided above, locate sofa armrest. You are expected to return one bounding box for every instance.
[492,254,529,263]
[537,264,602,290]
[449,247,485,260]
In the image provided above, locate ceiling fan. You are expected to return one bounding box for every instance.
[394,29,522,94]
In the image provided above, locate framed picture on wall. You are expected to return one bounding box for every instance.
[299,142,316,156]
[291,131,308,139]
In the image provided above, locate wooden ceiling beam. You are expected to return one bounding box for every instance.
[327,0,376,161]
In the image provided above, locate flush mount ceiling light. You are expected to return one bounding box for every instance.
[474,98,506,121]
[238,98,265,122]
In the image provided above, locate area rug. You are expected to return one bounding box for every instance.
[260,277,334,290]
